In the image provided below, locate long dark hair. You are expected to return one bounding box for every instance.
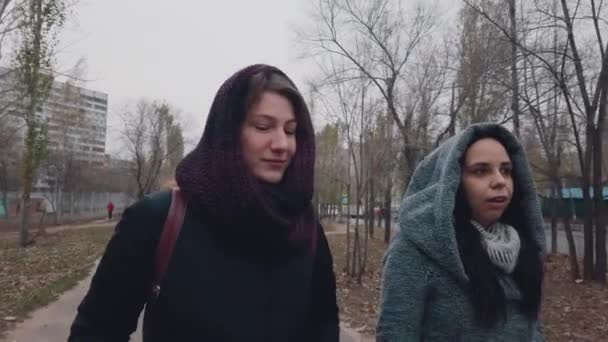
[454,135,543,328]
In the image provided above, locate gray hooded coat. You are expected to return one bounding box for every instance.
[376,124,545,341]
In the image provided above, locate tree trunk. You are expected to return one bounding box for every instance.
[563,215,581,280]
[582,179,595,280]
[339,184,344,223]
[363,214,369,275]
[384,177,393,244]
[581,118,596,280]
[69,191,74,216]
[449,83,457,137]
[20,190,31,247]
[369,180,375,238]
[550,186,558,254]
[403,143,416,192]
[595,207,607,283]
[508,0,520,138]
[20,140,36,247]
[364,182,369,237]
[0,160,8,219]
[56,189,62,223]
[352,214,360,277]
[593,88,607,283]
[337,204,341,222]
[345,181,351,274]
[356,79,365,282]
[376,183,382,229]
[353,173,362,279]
[1,187,6,219]
[362,177,370,275]
[554,176,581,279]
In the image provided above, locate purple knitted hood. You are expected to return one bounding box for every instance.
[175,64,316,251]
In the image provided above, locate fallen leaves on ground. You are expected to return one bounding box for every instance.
[542,254,608,342]
[328,234,385,337]
[328,233,608,341]
[322,222,337,233]
[0,226,114,336]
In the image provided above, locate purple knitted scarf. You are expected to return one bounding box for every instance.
[175,64,316,253]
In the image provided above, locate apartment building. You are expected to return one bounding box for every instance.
[0,68,108,166]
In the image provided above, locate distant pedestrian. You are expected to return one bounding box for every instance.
[69,64,339,342]
[106,201,114,220]
[377,123,545,341]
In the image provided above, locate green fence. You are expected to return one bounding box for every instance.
[540,196,598,219]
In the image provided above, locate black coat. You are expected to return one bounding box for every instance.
[68,191,339,342]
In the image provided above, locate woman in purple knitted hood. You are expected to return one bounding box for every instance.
[69,64,340,342]
[176,63,318,249]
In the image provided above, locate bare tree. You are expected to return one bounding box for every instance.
[120,99,185,200]
[480,0,584,277]
[519,31,581,278]
[300,0,437,188]
[314,123,346,220]
[0,0,26,60]
[509,0,522,137]
[158,111,184,186]
[456,1,512,128]
[0,0,27,219]
[311,60,382,281]
[300,0,457,249]
[463,0,608,282]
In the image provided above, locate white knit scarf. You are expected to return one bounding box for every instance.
[470,220,521,274]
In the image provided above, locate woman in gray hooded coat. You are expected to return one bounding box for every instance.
[377,123,545,341]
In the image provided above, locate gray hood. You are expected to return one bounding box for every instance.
[396,123,546,285]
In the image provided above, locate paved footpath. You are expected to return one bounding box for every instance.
[3,262,371,342]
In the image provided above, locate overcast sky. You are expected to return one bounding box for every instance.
[52,0,457,156]
[55,0,316,155]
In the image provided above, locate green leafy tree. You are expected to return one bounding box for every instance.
[12,0,67,246]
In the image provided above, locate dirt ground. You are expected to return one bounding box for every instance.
[0,226,114,337]
[327,234,608,341]
[2,221,606,341]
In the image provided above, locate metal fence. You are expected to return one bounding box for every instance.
[1,191,135,220]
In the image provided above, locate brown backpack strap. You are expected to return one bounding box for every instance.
[151,188,186,301]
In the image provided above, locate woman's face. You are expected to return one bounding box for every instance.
[461,138,514,227]
[241,91,297,183]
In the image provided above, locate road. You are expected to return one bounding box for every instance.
[345,216,602,256]
[544,226,606,256]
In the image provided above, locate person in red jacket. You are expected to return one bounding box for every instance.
[107,201,114,220]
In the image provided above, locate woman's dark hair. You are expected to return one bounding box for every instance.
[245,71,304,113]
[175,65,316,253]
[454,134,544,328]
[244,71,310,140]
